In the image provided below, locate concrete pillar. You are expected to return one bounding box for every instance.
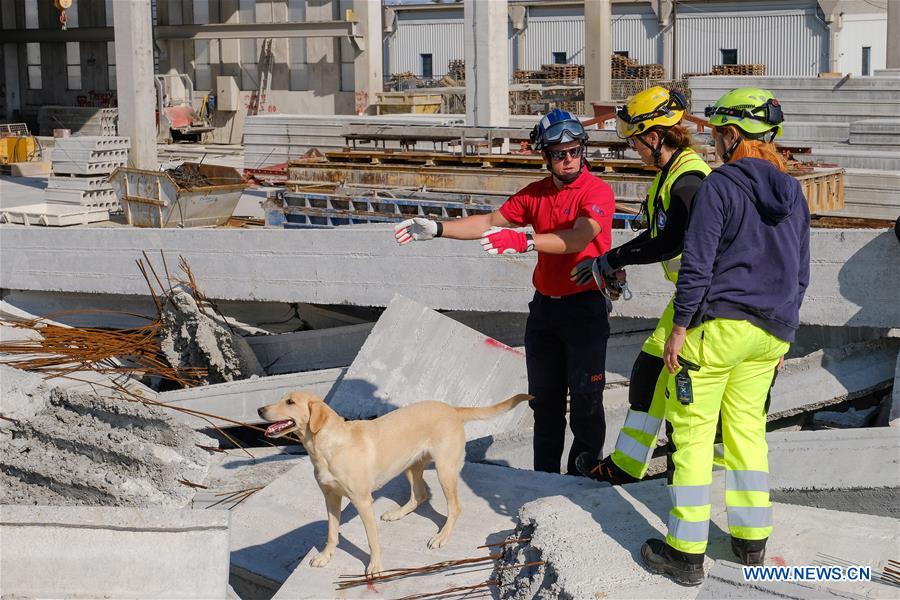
[650,0,674,80]
[888,0,900,69]
[113,0,157,169]
[584,0,612,104]
[818,1,843,73]
[1,2,20,120]
[353,0,383,115]
[464,0,509,128]
[509,5,526,72]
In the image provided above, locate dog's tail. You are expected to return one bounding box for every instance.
[454,394,533,422]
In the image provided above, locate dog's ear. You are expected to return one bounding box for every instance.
[308,401,328,434]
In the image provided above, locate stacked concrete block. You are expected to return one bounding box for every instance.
[849,118,900,146]
[45,175,119,211]
[38,106,118,136]
[46,136,129,214]
[51,136,129,176]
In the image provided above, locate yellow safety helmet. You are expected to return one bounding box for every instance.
[616,86,687,139]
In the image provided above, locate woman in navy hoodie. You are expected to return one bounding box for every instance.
[640,88,811,586]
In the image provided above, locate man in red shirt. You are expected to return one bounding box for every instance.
[394,109,616,474]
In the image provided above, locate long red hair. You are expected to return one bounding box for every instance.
[715,125,787,173]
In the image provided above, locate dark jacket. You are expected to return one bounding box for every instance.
[673,157,811,342]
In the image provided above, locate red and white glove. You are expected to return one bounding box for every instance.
[394,217,439,245]
[480,227,535,255]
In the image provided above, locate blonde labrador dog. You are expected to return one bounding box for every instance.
[258,391,532,576]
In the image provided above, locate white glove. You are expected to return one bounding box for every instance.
[394,218,439,245]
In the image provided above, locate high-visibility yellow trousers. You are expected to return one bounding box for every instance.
[664,318,789,555]
[610,297,674,479]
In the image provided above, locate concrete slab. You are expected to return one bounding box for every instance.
[193,446,309,510]
[768,427,900,518]
[768,338,898,420]
[497,478,900,599]
[158,367,345,429]
[248,323,374,375]
[0,202,109,226]
[0,176,47,210]
[1,228,897,328]
[1,505,230,599]
[327,294,530,441]
[229,457,595,596]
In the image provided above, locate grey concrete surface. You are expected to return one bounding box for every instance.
[2,228,897,327]
[327,294,531,441]
[158,367,345,429]
[1,505,230,599]
[768,427,900,518]
[247,323,374,375]
[229,457,594,597]
[497,478,900,599]
[193,446,309,510]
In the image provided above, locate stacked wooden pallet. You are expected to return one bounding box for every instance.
[447,59,465,81]
[711,64,767,76]
[611,54,639,79]
[541,64,581,81]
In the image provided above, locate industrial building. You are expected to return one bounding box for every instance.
[0,0,891,128]
[0,1,899,599]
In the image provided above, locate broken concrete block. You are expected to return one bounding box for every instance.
[229,457,594,597]
[0,505,229,599]
[192,446,308,510]
[327,294,530,441]
[497,477,900,599]
[0,365,50,428]
[160,286,264,384]
[159,367,345,429]
[247,323,374,374]
[0,375,216,507]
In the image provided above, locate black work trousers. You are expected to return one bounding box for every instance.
[525,290,610,474]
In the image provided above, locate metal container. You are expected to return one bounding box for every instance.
[110,162,247,228]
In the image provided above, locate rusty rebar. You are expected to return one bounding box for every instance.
[337,554,501,590]
[391,579,497,600]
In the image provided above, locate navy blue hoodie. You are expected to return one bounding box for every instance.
[673,157,811,342]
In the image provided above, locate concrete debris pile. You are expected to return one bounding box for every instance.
[160,286,265,384]
[0,365,216,507]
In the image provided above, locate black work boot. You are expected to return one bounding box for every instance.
[574,453,639,485]
[640,538,705,586]
[732,537,767,566]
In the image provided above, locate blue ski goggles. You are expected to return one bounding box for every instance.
[532,119,587,150]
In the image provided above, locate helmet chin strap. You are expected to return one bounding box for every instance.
[722,132,744,163]
[635,133,665,166]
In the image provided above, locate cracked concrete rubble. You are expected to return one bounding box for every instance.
[0,365,216,507]
[160,286,265,384]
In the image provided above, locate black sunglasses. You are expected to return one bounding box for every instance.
[547,146,584,161]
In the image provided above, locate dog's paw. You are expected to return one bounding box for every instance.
[380,508,406,522]
[310,550,334,568]
[427,532,449,549]
[366,560,383,577]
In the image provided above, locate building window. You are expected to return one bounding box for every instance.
[26,44,42,90]
[862,46,871,76]
[614,50,629,59]
[553,51,567,64]
[107,41,117,89]
[721,49,738,65]
[67,43,83,90]
[421,53,433,79]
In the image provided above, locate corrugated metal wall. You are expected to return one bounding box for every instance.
[676,10,828,76]
[389,2,829,78]
[523,17,585,69]
[390,13,465,76]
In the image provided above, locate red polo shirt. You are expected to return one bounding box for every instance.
[499,167,615,297]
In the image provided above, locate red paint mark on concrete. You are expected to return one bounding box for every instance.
[770,555,787,566]
[484,338,524,356]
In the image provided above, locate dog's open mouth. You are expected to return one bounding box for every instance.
[264,420,295,437]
